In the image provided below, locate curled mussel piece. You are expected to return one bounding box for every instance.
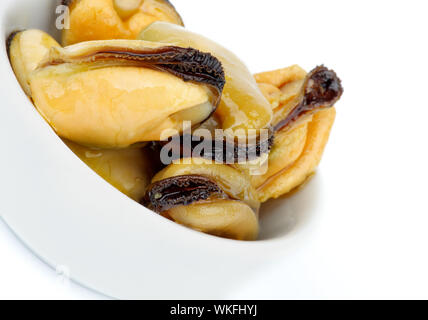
[62,0,184,46]
[140,22,275,162]
[8,30,225,148]
[143,159,260,240]
[244,65,343,202]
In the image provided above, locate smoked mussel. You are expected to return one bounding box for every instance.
[143,160,260,240]
[8,30,225,148]
[61,0,184,46]
[244,65,343,202]
[7,29,161,200]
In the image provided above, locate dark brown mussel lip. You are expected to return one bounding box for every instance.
[274,65,343,133]
[6,30,23,58]
[159,129,275,165]
[61,0,185,26]
[142,175,228,213]
[61,0,75,6]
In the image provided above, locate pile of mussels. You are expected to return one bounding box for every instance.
[7,0,343,240]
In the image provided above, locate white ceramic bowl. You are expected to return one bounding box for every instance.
[0,0,340,299]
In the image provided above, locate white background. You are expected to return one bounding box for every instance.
[1,0,428,299]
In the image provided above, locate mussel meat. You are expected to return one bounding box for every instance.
[8,30,225,148]
[7,29,159,200]
[245,65,343,202]
[143,159,260,240]
[66,140,157,201]
[61,0,184,46]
